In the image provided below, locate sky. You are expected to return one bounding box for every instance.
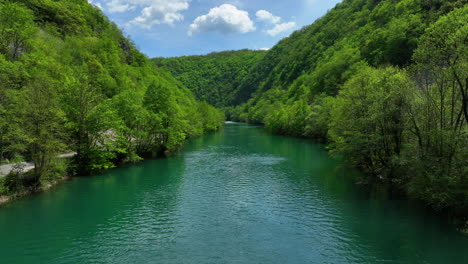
[87,0,342,58]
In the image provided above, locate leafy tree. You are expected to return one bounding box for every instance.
[303,94,335,141]
[406,6,468,211]
[0,55,28,162]
[265,105,288,134]
[0,2,36,60]
[413,5,468,125]
[329,66,413,179]
[112,90,161,158]
[197,101,225,132]
[22,70,65,183]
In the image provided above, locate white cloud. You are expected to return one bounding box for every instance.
[188,4,255,36]
[254,9,296,37]
[256,10,281,24]
[258,47,270,51]
[129,2,189,29]
[107,0,134,13]
[265,21,296,36]
[103,0,190,28]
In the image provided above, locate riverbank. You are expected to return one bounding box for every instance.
[0,128,223,206]
[0,176,71,206]
[0,153,77,206]
[0,154,143,206]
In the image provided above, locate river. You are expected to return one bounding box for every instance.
[0,123,466,263]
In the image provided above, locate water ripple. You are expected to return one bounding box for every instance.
[0,125,467,264]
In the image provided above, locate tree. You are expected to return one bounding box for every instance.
[62,68,124,174]
[414,5,468,125]
[407,6,468,210]
[22,70,65,183]
[304,94,335,141]
[144,81,190,151]
[112,90,163,158]
[0,55,29,162]
[329,66,413,179]
[0,3,36,60]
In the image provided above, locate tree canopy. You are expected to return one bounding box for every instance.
[153,50,265,108]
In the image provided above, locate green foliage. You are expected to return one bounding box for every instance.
[0,0,224,192]
[197,101,226,133]
[405,5,468,211]
[42,158,69,183]
[153,50,266,108]
[303,94,335,141]
[22,68,66,183]
[3,164,25,193]
[0,57,30,161]
[0,2,36,60]
[329,66,413,178]
[0,177,7,195]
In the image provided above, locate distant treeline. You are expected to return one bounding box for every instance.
[153,50,266,108]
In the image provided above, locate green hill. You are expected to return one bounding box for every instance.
[153,50,266,108]
[232,0,466,122]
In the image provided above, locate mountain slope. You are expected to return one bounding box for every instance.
[233,0,466,107]
[153,50,265,108]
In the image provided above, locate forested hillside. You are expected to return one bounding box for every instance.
[0,0,223,195]
[202,0,466,215]
[153,50,265,108]
[231,0,466,108]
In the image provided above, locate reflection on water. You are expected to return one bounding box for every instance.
[0,123,467,264]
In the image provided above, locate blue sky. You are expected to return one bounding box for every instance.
[88,0,342,58]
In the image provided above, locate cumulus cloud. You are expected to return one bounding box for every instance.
[129,2,189,29]
[254,9,296,37]
[265,21,296,36]
[103,0,190,29]
[188,4,255,36]
[256,10,281,24]
[107,0,135,13]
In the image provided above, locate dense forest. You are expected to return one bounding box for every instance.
[0,0,224,197]
[153,50,265,108]
[161,0,468,217]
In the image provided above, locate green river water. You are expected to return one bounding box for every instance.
[0,123,467,263]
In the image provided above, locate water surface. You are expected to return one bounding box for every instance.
[0,123,467,263]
